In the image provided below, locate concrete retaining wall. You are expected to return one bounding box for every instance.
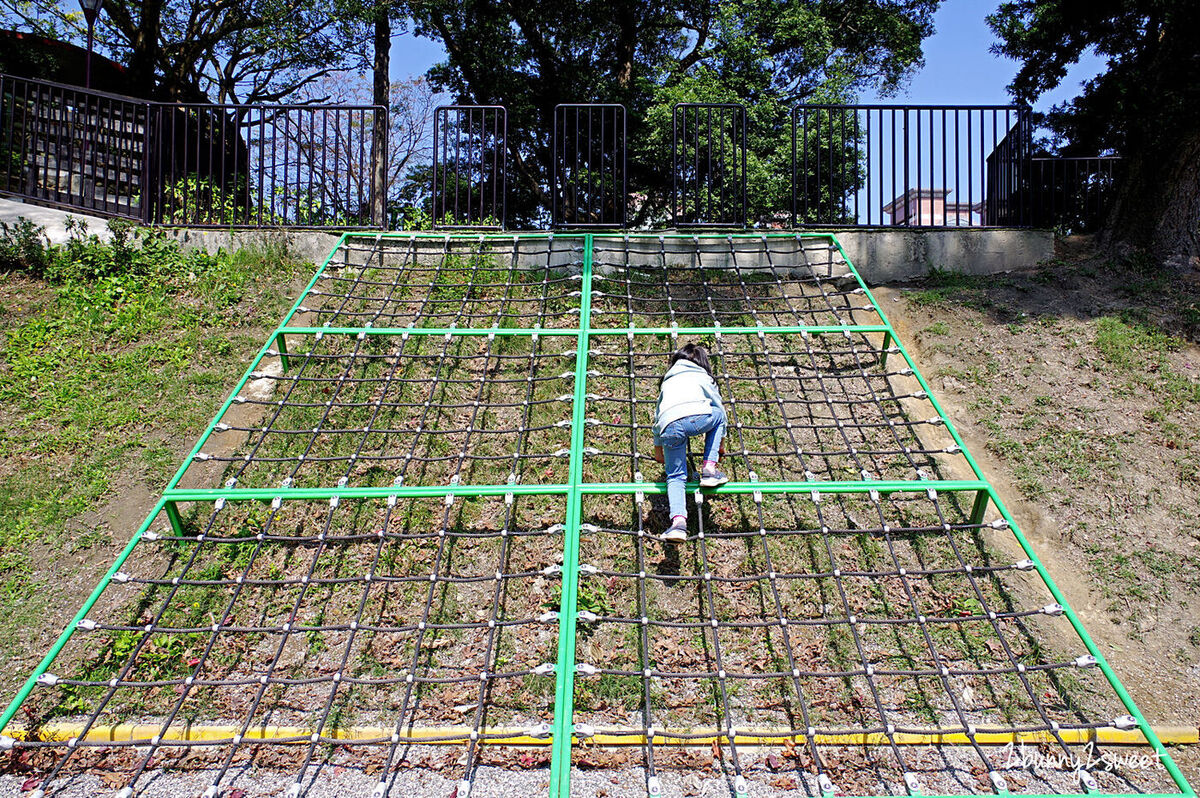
[162,227,1055,284]
[828,228,1055,284]
[0,198,1056,283]
[163,227,1054,285]
[164,228,343,267]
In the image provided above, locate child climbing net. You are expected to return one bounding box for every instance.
[652,342,729,541]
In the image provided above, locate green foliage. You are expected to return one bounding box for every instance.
[988,2,1200,251]
[0,218,51,276]
[905,267,998,306]
[0,218,302,650]
[1,0,371,105]
[1094,314,1200,409]
[988,2,1200,154]
[158,174,249,226]
[409,0,939,226]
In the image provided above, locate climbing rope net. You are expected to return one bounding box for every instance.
[0,234,1191,798]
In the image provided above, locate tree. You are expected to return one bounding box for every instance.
[291,73,440,223]
[0,0,371,103]
[988,1,1200,264]
[406,0,939,227]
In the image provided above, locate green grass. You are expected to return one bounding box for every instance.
[1094,314,1200,410]
[905,267,1009,308]
[0,220,306,654]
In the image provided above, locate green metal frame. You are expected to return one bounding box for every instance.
[1,230,1193,798]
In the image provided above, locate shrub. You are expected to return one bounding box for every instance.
[0,218,51,276]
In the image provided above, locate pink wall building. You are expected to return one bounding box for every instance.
[882,188,979,226]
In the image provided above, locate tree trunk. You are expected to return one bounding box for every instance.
[1101,131,1200,269]
[371,5,391,228]
[126,0,163,98]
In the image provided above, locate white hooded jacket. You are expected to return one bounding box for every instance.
[652,359,725,445]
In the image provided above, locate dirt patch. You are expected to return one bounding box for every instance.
[875,239,1200,728]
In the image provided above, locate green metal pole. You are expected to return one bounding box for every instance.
[274,330,290,372]
[162,233,350,494]
[587,324,891,336]
[577,479,991,496]
[163,500,185,537]
[548,233,593,797]
[985,486,1195,797]
[828,237,988,484]
[968,490,990,527]
[274,324,891,338]
[164,482,571,503]
[279,326,581,337]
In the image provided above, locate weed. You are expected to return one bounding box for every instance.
[0,218,51,276]
[905,268,1009,307]
[1094,315,1199,409]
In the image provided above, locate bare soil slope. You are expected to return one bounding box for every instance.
[877,237,1200,729]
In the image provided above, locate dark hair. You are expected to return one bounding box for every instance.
[666,342,713,377]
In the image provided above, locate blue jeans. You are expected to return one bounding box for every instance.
[659,406,726,519]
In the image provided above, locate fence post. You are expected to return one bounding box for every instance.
[371,103,388,229]
[140,101,153,225]
[1020,104,1033,227]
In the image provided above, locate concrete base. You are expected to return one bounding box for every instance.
[0,197,113,244]
[164,227,343,267]
[0,198,1056,281]
[827,227,1055,284]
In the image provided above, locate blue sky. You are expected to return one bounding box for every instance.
[389,1,1105,113]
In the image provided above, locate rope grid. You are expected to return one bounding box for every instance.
[3,233,1181,798]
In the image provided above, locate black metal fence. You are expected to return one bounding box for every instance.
[147,102,382,227]
[1,74,149,220]
[673,103,747,228]
[2,74,1121,232]
[983,113,1035,226]
[793,104,1033,227]
[432,105,506,228]
[552,103,626,228]
[1029,156,1121,234]
[1,74,383,228]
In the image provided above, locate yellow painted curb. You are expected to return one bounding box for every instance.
[4,724,1196,747]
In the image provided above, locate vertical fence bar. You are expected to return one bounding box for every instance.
[139,103,151,223]
[552,104,626,228]
[790,106,798,226]
[433,105,506,229]
[790,103,1052,229]
[671,102,746,228]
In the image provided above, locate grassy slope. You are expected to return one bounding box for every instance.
[0,228,305,686]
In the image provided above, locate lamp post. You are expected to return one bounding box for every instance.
[78,0,101,89]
